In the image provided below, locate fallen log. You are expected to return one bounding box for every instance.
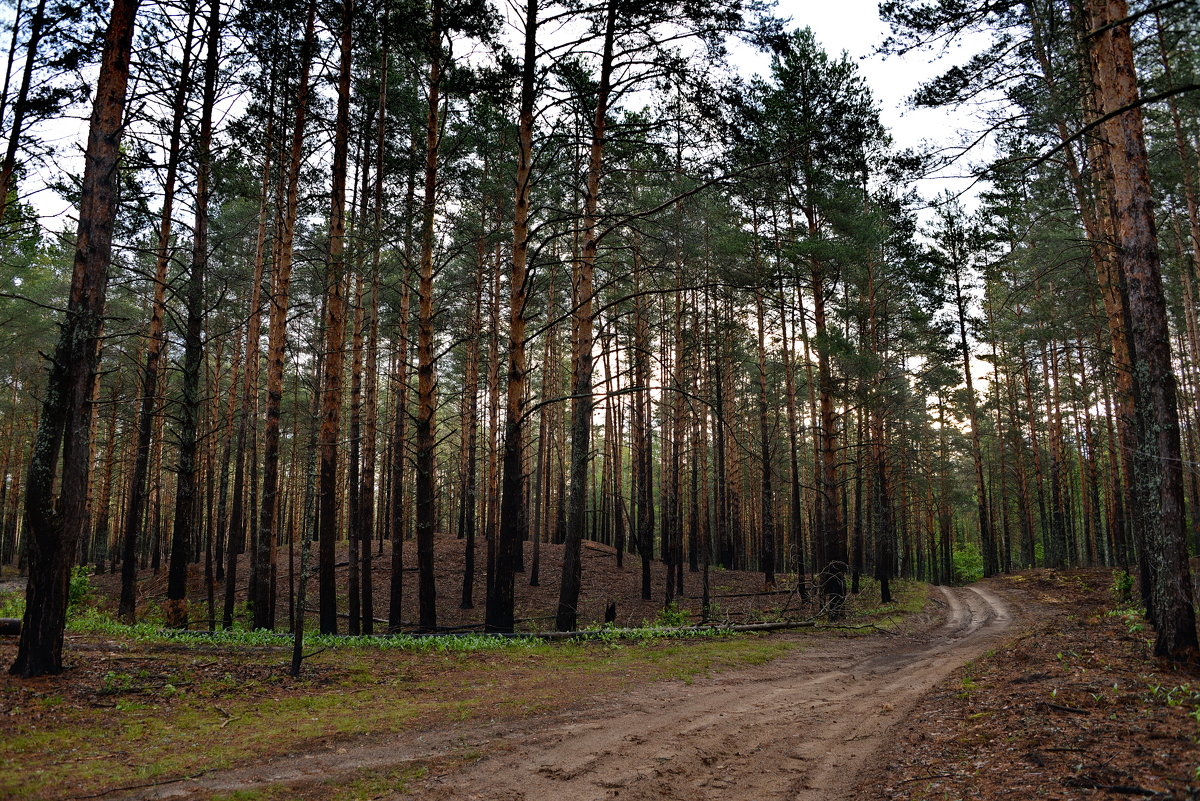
[0,618,21,635]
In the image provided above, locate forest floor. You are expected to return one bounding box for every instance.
[2,546,1198,800]
[82,534,815,632]
[871,569,1200,800]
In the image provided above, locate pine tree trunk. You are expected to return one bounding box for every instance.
[118,1,196,623]
[1085,0,1198,660]
[166,0,220,630]
[413,0,443,632]
[11,0,139,677]
[316,0,354,636]
[556,1,616,632]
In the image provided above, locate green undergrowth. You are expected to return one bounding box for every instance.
[60,606,742,651]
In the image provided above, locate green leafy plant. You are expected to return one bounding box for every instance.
[654,602,688,628]
[1111,570,1133,603]
[0,589,23,618]
[68,565,93,615]
[952,542,984,584]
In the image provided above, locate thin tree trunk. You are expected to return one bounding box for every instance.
[556,0,616,632]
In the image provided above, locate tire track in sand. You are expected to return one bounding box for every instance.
[114,584,1015,801]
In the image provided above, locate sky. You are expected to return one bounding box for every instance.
[749,0,989,205]
[17,0,992,229]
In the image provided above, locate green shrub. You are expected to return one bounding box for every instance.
[0,569,89,620]
[68,566,93,615]
[1111,569,1134,603]
[654,602,689,628]
[952,542,984,584]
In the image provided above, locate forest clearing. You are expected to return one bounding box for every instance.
[1,0,1200,795]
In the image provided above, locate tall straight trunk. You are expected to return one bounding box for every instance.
[811,257,845,617]
[316,0,353,636]
[458,250,482,608]
[213,327,242,587]
[90,383,120,572]
[388,138,418,632]
[631,242,654,600]
[777,281,806,598]
[487,0,536,634]
[118,1,196,622]
[1085,0,1197,660]
[255,0,314,633]
[165,0,219,629]
[11,0,139,677]
[951,261,993,578]
[556,0,616,632]
[1157,14,1200,556]
[872,414,892,603]
[347,267,364,635]
[414,0,443,632]
[359,15,388,633]
[754,288,775,587]
[1043,339,1068,567]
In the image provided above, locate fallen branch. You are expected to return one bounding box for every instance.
[1041,701,1090,715]
[1064,778,1164,796]
[72,769,215,799]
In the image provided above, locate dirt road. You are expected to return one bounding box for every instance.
[117,584,1013,801]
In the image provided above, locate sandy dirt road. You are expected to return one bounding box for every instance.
[117,584,1013,801]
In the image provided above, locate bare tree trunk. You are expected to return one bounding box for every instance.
[1085,0,1197,660]
[556,0,616,632]
[118,0,197,623]
[487,0,536,631]
[414,0,443,632]
[316,0,354,635]
[11,0,139,677]
[165,0,220,630]
[254,0,314,633]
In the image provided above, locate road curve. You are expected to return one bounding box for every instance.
[405,584,1013,801]
[116,584,1014,801]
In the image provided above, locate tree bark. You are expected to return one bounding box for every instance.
[11,0,139,677]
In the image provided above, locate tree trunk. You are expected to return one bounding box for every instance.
[316,0,354,636]
[487,0,536,633]
[11,0,139,677]
[414,0,443,632]
[118,0,196,623]
[1085,0,1198,660]
[165,0,220,630]
[556,0,616,632]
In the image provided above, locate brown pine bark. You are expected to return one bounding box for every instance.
[10,0,139,677]
[118,0,197,623]
[754,288,775,588]
[1085,0,1198,660]
[165,0,221,630]
[556,0,616,632]
[315,0,354,636]
[254,0,315,633]
[487,0,536,632]
[414,0,443,632]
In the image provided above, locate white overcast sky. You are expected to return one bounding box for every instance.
[21,0,989,228]
[751,0,988,204]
